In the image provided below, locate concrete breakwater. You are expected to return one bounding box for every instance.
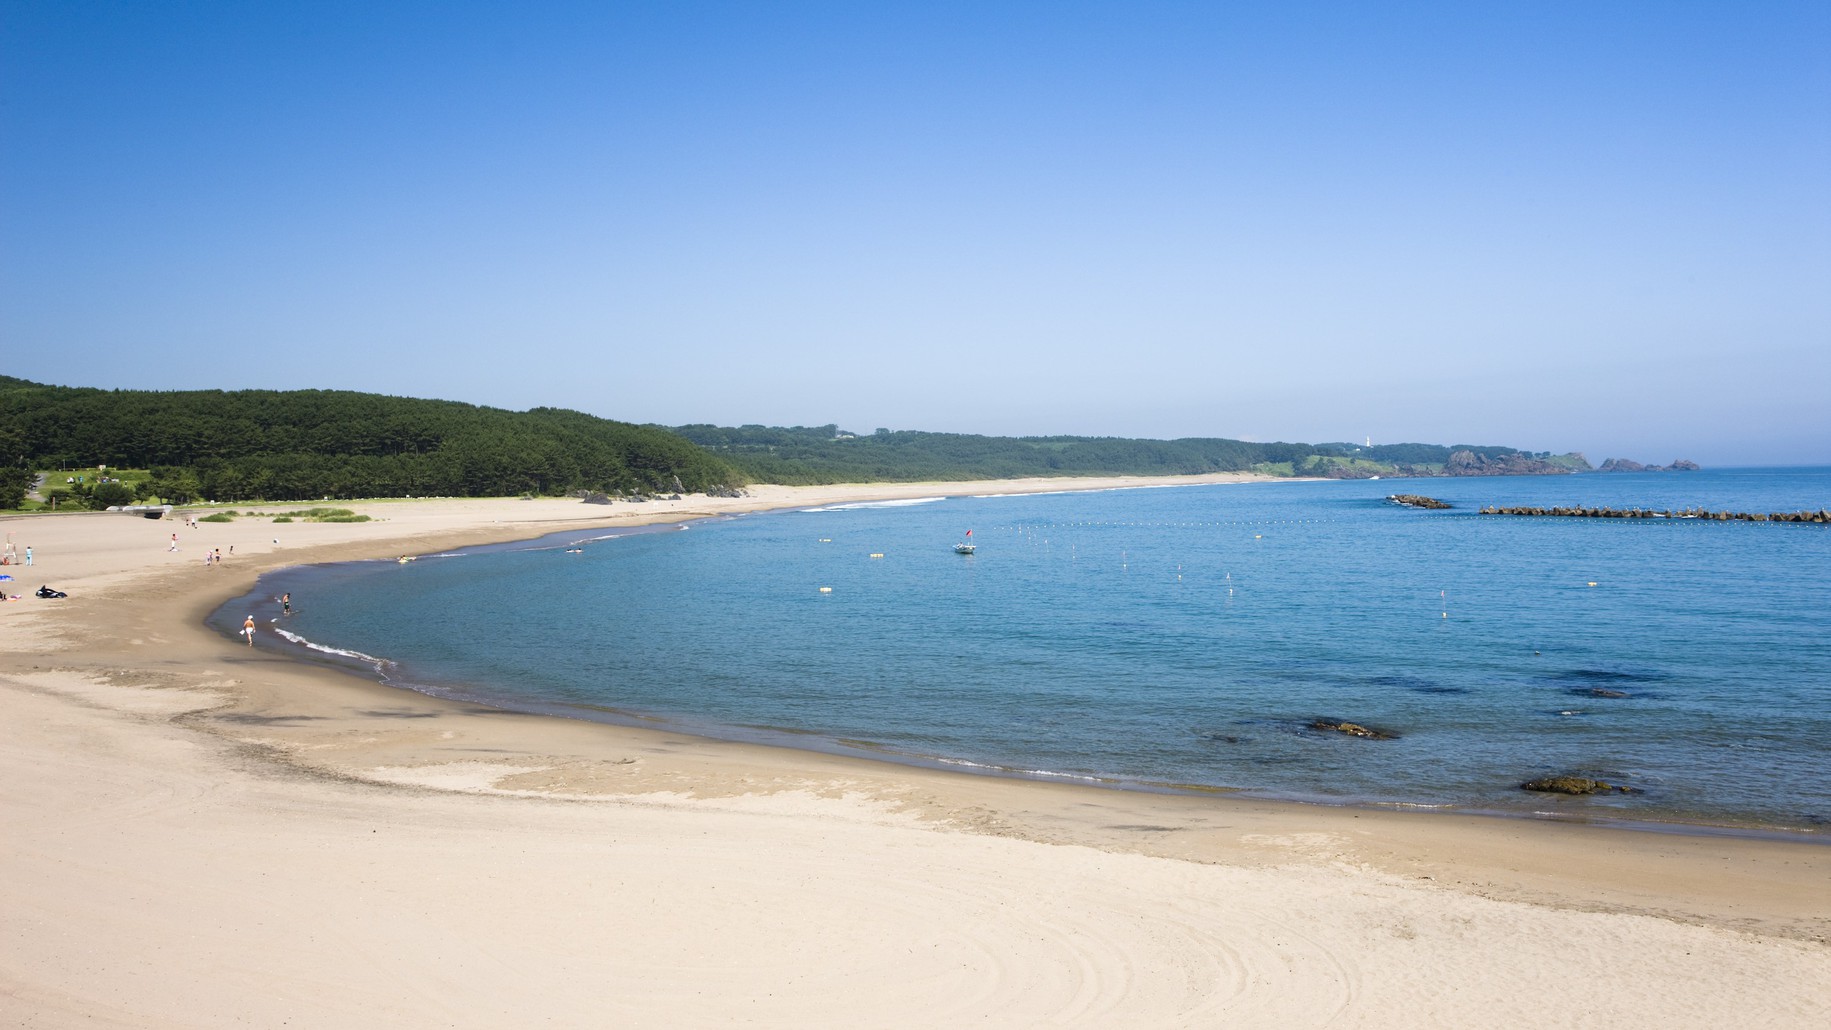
[1479,505,1831,523]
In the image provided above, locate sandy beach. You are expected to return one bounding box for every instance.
[3,476,1826,1028]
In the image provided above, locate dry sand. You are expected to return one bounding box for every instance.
[2,477,1826,1028]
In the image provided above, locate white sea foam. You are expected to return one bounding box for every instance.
[271,626,395,671]
[969,483,1189,499]
[929,756,1104,782]
[798,497,948,513]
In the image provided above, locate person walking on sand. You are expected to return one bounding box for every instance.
[241,615,256,645]
[169,533,179,552]
[23,546,30,566]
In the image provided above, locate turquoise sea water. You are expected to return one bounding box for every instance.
[218,468,1831,834]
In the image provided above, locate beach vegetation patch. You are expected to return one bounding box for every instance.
[198,512,235,523]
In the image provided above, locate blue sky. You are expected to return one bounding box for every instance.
[3,1,1827,465]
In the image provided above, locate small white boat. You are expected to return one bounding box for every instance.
[953,542,975,555]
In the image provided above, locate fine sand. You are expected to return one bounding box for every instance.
[2,477,1826,1028]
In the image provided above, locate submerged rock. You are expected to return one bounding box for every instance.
[1521,776,1638,795]
[1309,718,1400,740]
[1573,687,1630,699]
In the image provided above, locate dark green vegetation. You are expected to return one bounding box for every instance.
[671,425,1584,486]
[204,507,372,523]
[0,376,741,503]
[1,375,1590,507]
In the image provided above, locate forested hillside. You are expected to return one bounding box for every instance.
[669,425,1580,485]
[0,375,1594,509]
[0,376,740,502]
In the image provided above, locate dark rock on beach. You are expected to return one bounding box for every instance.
[1521,776,1639,795]
[1309,719,1400,740]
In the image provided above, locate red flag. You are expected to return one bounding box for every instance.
[965,529,972,537]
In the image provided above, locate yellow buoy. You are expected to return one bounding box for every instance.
[869,553,884,559]
[818,586,833,593]
[1588,581,1598,587]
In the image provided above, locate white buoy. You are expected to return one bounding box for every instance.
[818,586,832,593]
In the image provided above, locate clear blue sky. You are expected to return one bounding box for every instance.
[4,1,1827,465]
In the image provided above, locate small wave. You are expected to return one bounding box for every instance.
[970,483,1185,499]
[929,756,1105,782]
[798,497,948,512]
[271,626,395,671]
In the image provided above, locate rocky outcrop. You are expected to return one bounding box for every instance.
[1443,451,1578,476]
[1309,718,1400,740]
[1521,776,1638,795]
[1599,458,1701,472]
[1387,494,1450,509]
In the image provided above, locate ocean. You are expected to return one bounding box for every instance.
[217,467,1831,835]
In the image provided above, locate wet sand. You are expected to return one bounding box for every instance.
[3,479,1826,1027]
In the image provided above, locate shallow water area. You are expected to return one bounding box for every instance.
[217,468,1831,835]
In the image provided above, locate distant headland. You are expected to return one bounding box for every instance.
[1596,458,1702,473]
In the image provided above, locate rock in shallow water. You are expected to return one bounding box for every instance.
[1521,776,1638,795]
[1309,718,1400,740]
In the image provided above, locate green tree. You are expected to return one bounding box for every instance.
[88,480,136,509]
[0,466,33,509]
[144,467,203,504]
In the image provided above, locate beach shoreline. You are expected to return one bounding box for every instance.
[4,474,1827,1027]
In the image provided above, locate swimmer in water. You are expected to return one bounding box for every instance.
[281,592,291,615]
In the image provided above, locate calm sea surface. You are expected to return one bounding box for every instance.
[218,467,1831,834]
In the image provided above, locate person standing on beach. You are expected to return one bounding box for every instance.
[23,546,30,566]
[241,615,256,645]
[169,533,179,552]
